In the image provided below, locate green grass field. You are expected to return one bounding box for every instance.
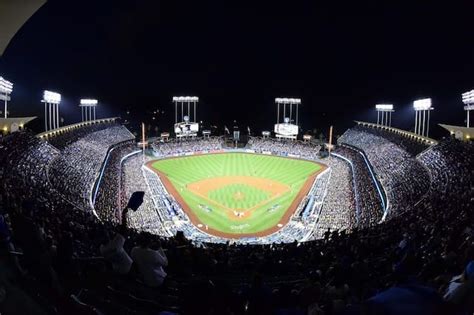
[150,153,321,237]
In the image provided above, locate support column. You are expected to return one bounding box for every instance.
[277,103,280,124]
[93,106,96,120]
[290,103,293,123]
[48,103,52,131]
[385,111,389,126]
[422,110,426,137]
[56,103,59,128]
[194,101,197,122]
[45,102,47,131]
[467,110,470,128]
[283,103,286,120]
[389,112,392,127]
[427,109,430,137]
[377,111,380,125]
[175,101,177,124]
[187,101,190,119]
[52,103,56,129]
[296,103,299,125]
[181,101,183,121]
[3,94,6,118]
[414,111,418,134]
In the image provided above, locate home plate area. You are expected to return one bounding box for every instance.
[186,176,290,220]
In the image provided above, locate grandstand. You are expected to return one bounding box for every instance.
[1,107,473,314]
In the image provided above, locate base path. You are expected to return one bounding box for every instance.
[145,154,327,239]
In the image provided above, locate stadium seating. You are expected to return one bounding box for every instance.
[0,123,472,314]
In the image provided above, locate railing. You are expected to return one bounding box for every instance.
[36,117,120,139]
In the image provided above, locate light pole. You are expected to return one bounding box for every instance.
[375,104,394,127]
[413,98,433,137]
[0,76,13,118]
[80,99,98,122]
[42,90,61,131]
[462,90,474,128]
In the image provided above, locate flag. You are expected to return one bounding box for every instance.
[247,126,251,134]
[224,126,230,134]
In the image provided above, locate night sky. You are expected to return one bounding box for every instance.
[1,1,473,138]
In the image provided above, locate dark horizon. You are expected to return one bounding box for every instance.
[1,1,473,138]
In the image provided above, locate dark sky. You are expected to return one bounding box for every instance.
[1,0,473,138]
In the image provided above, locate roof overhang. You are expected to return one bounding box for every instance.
[0,1,46,56]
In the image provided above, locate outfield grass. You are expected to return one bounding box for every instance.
[151,153,321,236]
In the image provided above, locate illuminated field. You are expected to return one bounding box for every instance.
[148,153,322,238]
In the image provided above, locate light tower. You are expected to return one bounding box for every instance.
[172,96,199,138]
[80,99,98,122]
[0,76,13,118]
[462,90,474,128]
[413,98,433,137]
[274,98,301,140]
[375,104,394,127]
[42,90,61,131]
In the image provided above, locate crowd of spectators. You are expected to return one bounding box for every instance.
[151,137,223,157]
[0,123,472,314]
[48,125,135,210]
[248,137,321,160]
[94,141,137,222]
[338,125,431,217]
[349,124,431,156]
[333,145,384,226]
[313,157,356,239]
[45,121,122,150]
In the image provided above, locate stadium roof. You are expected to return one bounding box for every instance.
[0,116,36,133]
[0,0,46,56]
[354,121,438,145]
[439,124,474,141]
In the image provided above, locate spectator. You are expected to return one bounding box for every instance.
[131,232,168,287]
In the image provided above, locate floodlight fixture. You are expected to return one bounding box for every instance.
[462,90,474,105]
[275,97,301,104]
[80,99,98,105]
[173,96,199,102]
[462,90,474,127]
[43,90,61,104]
[0,77,13,93]
[413,98,432,111]
[375,104,394,111]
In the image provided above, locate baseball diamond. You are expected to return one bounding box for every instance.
[147,153,324,238]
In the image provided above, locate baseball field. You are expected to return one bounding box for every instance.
[148,153,323,238]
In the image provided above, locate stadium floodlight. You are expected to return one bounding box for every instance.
[42,90,61,132]
[375,104,394,111]
[0,76,13,119]
[413,98,433,137]
[275,97,301,104]
[0,77,13,93]
[375,104,394,127]
[80,99,98,122]
[43,90,61,104]
[173,96,199,124]
[173,96,199,102]
[413,98,432,111]
[462,90,474,127]
[80,99,98,105]
[462,90,474,105]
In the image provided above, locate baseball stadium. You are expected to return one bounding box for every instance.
[147,153,323,238]
[0,2,473,314]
